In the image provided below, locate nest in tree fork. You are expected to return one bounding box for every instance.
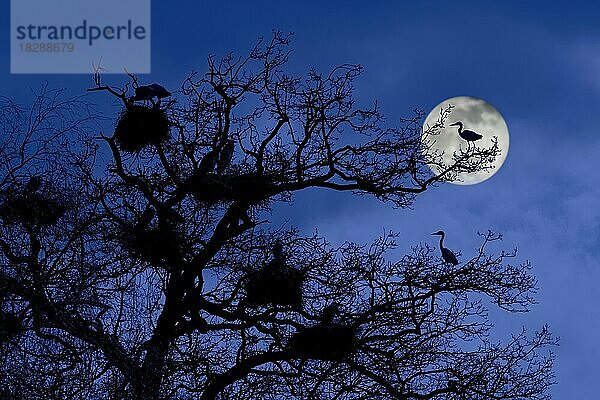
[0,179,67,226]
[244,258,304,309]
[289,323,358,361]
[226,173,276,204]
[114,105,170,152]
[188,174,230,204]
[121,220,184,266]
[0,311,24,343]
[190,172,276,205]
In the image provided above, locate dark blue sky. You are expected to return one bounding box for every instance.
[2,1,600,397]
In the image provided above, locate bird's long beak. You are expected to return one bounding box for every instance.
[430,232,438,236]
[449,122,459,127]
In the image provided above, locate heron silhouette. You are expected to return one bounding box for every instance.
[147,84,171,99]
[272,240,285,262]
[25,176,42,193]
[132,83,172,102]
[321,303,341,325]
[449,121,483,143]
[431,230,459,265]
[217,140,235,174]
[198,149,219,174]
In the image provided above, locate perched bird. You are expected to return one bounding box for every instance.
[25,176,42,193]
[321,303,340,325]
[136,207,156,228]
[132,85,155,102]
[449,121,483,143]
[132,83,171,102]
[272,240,285,261]
[217,140,235,174]
[262,240,285,270]
[431,230,459,265]
[198,150,219,174]
[147,83,171,99]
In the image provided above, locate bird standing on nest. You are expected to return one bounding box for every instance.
[25,176,42,193]
[272,240,285,261]
[132,83,171,102]
[321,303,341,325]
[198,150,219,175]
[217,140,235,174]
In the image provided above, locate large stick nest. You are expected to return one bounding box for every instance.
[0,311,24,344]
[289,323,358,361]
[120,219,185,266]
[114,105,170,152]
[189,172,277,205]
[0,178,67,227]
[244,258,304,309]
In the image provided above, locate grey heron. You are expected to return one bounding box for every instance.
[217,139,235,174]
[449,121,483,143]
[25,176,42,192]
[132,86,155,102]
[272,240,285,261]
[431,230,459,265]
[132,83,172,102]
[147,83,171,99]
[321,303,340,325]
[198,150,219,174]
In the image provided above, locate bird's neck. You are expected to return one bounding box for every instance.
[456,124,463,133]
[439,234,444,248]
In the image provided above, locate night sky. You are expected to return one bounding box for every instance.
[2,1,599,397]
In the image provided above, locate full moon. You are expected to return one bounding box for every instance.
[422,96,509,185]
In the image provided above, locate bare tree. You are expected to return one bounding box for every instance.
[0,33,555,400]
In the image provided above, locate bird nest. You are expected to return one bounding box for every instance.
[0,311,24,343]
[188,174,230,204]
[226,173,276,204]
[289,323,358,361]
[190,172,276,205]
[244,259,304,309]
[0,179,67,227]
[114,105,170,152]
[120,221,184,266]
